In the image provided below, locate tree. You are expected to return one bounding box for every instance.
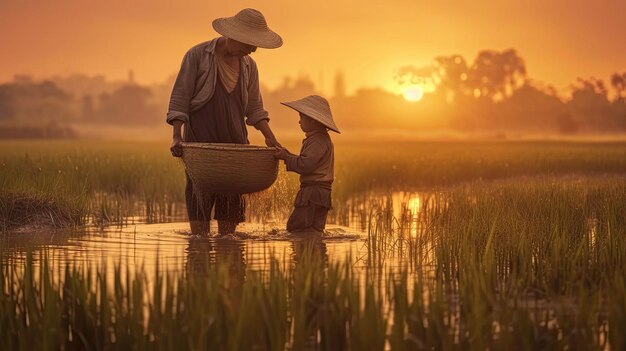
[95,85,158,125]
[333,71,347,98]
[1,81,75,123]
[80,95,94,120]
[469,49,527,101]
[609,73,626,130]
[610,72,626,100]
[263,75,319,131]
[0,85,16,120]
[433,55,470,100]
[568,77,613,131]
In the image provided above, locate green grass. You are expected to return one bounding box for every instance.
[1,228,625,350]
[1,139,626,349]
[364,176,626,290]
[0,141,187,228]
[372,176,625,350]
[2,140,626,228]
[3,173,626,349]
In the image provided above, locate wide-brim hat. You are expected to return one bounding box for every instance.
[281,95,340,133]
[212,8,283,49]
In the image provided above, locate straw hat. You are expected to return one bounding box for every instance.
[212,8,283,49]
[281,95,340,133]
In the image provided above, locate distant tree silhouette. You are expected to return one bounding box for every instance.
[80,95,95,120]
[50,74,124,99]
[0,86,16,120]
[262,75,320,131]
[269,75,316,101]
[394,65,435,84]
[611,72,626,100]
[393,64,437,97]
[333,71,347,98]
[433,55,470,101]
[3,50,626,136]
[0,80,74,124]
[609,73,626,129]
[419,50,526,103]
[469,49,526,101]
[499,82,568,132]
[568,77,615,131]
[556,113,580,134]
[95,85,158,125]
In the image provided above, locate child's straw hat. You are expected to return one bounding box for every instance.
[212,8,283,49]
[281,95,340,133]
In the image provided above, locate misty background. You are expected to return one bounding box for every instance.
[1,48,625,141]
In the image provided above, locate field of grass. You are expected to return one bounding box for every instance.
[2,139,626,349]
[1,140,626,229]
[2,177,626,349]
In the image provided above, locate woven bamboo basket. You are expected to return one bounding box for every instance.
[181,142,278,194]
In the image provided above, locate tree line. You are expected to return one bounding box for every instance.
[387,49,626,134]
[0,50,625,137]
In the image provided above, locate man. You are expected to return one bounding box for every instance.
[167,8,282,236]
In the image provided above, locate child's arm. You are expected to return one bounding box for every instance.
[274,147,294,160]
[282,139,328,175]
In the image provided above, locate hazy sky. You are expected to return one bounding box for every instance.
[1,0,625,95]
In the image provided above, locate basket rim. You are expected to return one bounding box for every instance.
[181,142,276,152]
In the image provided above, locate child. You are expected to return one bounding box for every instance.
[274,95,340,235]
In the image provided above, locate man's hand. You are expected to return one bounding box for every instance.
[256,120,282,147]
[274,147,290,160]
[265,136,282,148]
[170,135,183,157]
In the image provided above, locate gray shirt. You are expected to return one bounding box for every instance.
[166,38,269,127]
[285,130,334,184]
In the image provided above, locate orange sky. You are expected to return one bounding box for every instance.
[1,0,625,95]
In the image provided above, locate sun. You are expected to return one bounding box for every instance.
[402,85,424,102]
[402,86,424,102]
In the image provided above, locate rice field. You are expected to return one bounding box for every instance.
[2,139,626,228]
[1,139,626,350]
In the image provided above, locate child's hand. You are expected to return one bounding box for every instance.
[274,147,290,160]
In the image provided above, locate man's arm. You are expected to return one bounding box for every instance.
[170,120,184,157]
[166,49,198,126]
[167,49,199,158]
[255,120,281,147]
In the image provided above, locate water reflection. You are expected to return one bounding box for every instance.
[291,238,328,265]
[186,237,246,278]
[0,191,439,285]
[185,235,331,280]
[1,187,617,349]
[1,223,362,276]
[342,191,437,235]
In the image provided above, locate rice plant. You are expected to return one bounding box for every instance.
[2,140,626,228]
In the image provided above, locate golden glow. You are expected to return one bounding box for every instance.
[408,197,421,216]
[408,196,421,238]
[1,1,624,97]
[402,86,424,102]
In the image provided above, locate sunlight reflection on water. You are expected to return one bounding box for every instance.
[1,222,366,278]
[1,191,438,277]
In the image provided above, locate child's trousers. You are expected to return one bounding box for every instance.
[287,182,332,233]
[286,203,329,233]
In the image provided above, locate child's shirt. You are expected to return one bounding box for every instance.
[284,129,334,185]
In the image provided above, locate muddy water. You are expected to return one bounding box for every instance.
[1,192,427,273]
[0,223,365,278]
[0,192,434,299]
